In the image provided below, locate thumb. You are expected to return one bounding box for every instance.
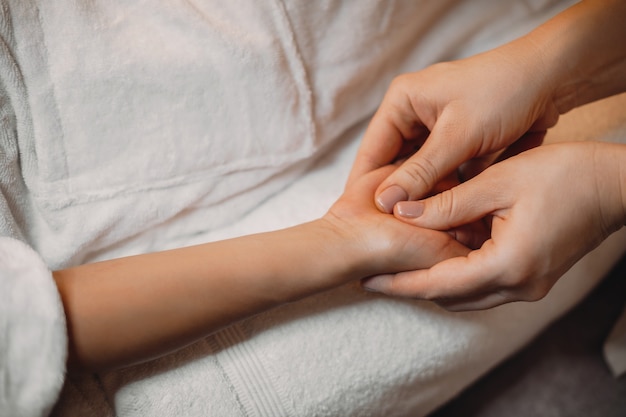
[393,176,502,231]
[374,120,477,213]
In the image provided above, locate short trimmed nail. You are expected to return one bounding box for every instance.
[361,276,389,293]
[376,185,408,213]
[396,201,424,218]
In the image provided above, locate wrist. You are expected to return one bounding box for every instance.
[308,217,376,285]
[526,0,626,114]
[267,219,366,303]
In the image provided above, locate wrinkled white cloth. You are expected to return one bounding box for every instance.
[0,238,67,417]
[2,0,625,416]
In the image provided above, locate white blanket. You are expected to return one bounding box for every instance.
[3,1,625,416]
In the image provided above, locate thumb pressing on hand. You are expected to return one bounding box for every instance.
[393,173,502,233]
[374,118,480,214]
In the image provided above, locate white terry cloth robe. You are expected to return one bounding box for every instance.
[1,0,625,416]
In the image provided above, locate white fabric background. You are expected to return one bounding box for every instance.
[5,1,625,416]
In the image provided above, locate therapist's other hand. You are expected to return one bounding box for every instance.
[348,41,560,213]
[361,142,626,311]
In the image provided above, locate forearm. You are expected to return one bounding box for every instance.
[53,219,360,372]
[526,0,626,113]
[52,166,469,372]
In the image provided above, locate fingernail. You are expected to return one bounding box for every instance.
[376,185,408,213]
[396,201,424,218]
[361,276,389,293]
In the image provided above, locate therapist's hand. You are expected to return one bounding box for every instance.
[361,141,626,311]
[348,40,560,213]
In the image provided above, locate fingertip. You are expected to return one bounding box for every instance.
[375,185,408,213]
[361,275,392,293]
[394,201,424,219]
[362,270,432,299]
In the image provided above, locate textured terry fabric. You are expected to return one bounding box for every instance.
[0,237,67,417]
[6,0,319,270]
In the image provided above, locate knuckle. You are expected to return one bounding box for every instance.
[433,189,457,221]
[389,73,414,92]
[401,157,440,196]
[518,280,551,302]
[494,249,536,289]
[499,271,528,290]
[497,270,550,303]
[380,273,412,298]
[419,286,437,301]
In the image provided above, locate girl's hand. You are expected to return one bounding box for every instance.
[324,166,471,280]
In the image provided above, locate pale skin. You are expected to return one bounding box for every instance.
[349,0,626,309]
[53,166,469,373]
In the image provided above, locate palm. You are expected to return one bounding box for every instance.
[327,167,470,277]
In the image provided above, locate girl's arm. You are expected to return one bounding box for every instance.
[54,167,470,372]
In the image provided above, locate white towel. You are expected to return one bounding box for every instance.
[0,237,67,417]
[9,0,322,269]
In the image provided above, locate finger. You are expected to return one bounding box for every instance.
[361,243,504,300]
[393,173,508,231]
[347,79,430,187]
[343,165,401,204]
[434,291,512,311]
[347,117,402,186]
[362,272,513,311]
[374,112,480,212]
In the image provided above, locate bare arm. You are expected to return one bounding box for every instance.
[54,167,469,372]
[535,0,626,113]
[54,221,355,372]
